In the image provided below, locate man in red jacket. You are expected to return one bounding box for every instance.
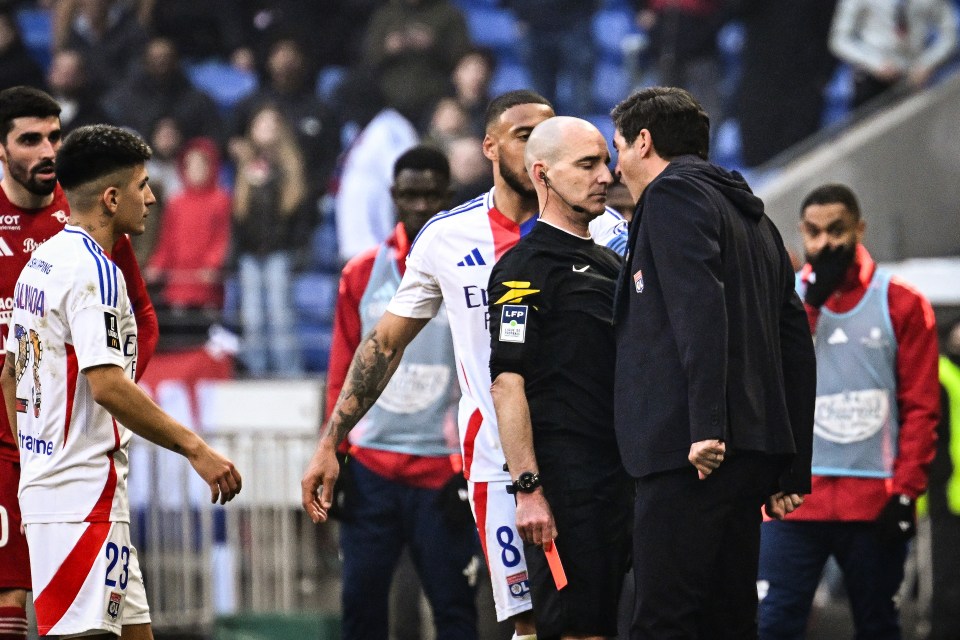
[0,86,158,640]
[758,183,940,640]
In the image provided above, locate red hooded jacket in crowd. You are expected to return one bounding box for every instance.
[147,137,231,309]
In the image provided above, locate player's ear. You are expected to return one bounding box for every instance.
[482,133,497,162]
[101,185,120,214]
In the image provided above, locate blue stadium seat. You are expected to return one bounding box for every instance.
[464,7,519,54]
[293,272,339,325]
[298,321,334,373]
[593,8,637,63]
[452,0,500,8]
[490,62,533,97]
[309,222,342,273]
[16,8,53,70]
[185,61,258,112]
[712,119,744,172]
[593,60,631,113]
[221,275,240,330]
[316,65,348,104]
[822,64,854,128]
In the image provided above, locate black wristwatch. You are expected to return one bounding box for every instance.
[507,471,541,494]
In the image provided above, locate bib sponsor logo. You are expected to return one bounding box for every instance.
[814,389,889,443]
[0,214,20,229]
[104,312,121,350]
[376,363,452,414]
[499,305,528,343]
[860,326,888,349]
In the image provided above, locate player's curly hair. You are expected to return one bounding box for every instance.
[55,125,152,190]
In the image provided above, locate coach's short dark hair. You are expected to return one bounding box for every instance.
[800,183,862,221]
[611,87,710,161]
[56,125,152,191]
[484,90,552,130]
[0,86,61,143]
[394,144,450,182]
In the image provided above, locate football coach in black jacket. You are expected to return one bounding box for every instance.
[610,86,817,639]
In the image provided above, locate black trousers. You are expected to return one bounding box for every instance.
[631,453,782,640]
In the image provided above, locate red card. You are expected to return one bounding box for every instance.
[543,541,568,590]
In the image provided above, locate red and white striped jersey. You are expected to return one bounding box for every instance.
[6,226,137,524]
[387,187,626,481]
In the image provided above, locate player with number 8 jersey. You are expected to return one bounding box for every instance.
[302,91,627,634]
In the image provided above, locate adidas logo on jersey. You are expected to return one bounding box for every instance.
[457,248,487,267]
[827,328,849,345]
[0,236,14,256]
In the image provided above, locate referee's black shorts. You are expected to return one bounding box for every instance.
[526,460,633,639]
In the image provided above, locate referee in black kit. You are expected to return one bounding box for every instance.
[488,116,632,640]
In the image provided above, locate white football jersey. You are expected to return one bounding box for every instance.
[6,226,137,524]
[387,188,626,481]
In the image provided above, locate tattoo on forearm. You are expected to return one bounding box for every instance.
[325,329,400,444]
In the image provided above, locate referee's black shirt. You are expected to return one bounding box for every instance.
[488,220,622,470]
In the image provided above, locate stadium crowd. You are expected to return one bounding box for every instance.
[1,0,957,376]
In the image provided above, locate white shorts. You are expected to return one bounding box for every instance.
[24,521,151,637]
[467,479,532,621]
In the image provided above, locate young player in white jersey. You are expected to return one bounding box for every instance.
[302,91,628,638]
[1,125,241,639]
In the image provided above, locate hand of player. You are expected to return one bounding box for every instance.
[764,492,804,520]
[187,441,242,505]
[515,489,557,547]
[689,439,725,479]
[301,440,340,524]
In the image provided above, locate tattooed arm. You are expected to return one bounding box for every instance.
[301,311,429,523]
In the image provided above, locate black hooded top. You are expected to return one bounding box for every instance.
[613,155,816,493]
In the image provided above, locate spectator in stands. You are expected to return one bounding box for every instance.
[236,0,376,72]
[630,0,728,132]
[504,0,599,115]
[0,8,45,90]
[363,0,471,128]
[133,117,184,265]
[451,47,497,136]
[57,0,148,93]
[327,144,479,640]
[736,0,839,167]
[232,104,309,377]
[829,0,958,109]
[231,38,341,199]
[146,137,231,312]
[446,135,492,204]
[46,49,111,133]
[103,36,223,144]
[426,97,472,149]
[333,70,419,262]
[142,0,246,62]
